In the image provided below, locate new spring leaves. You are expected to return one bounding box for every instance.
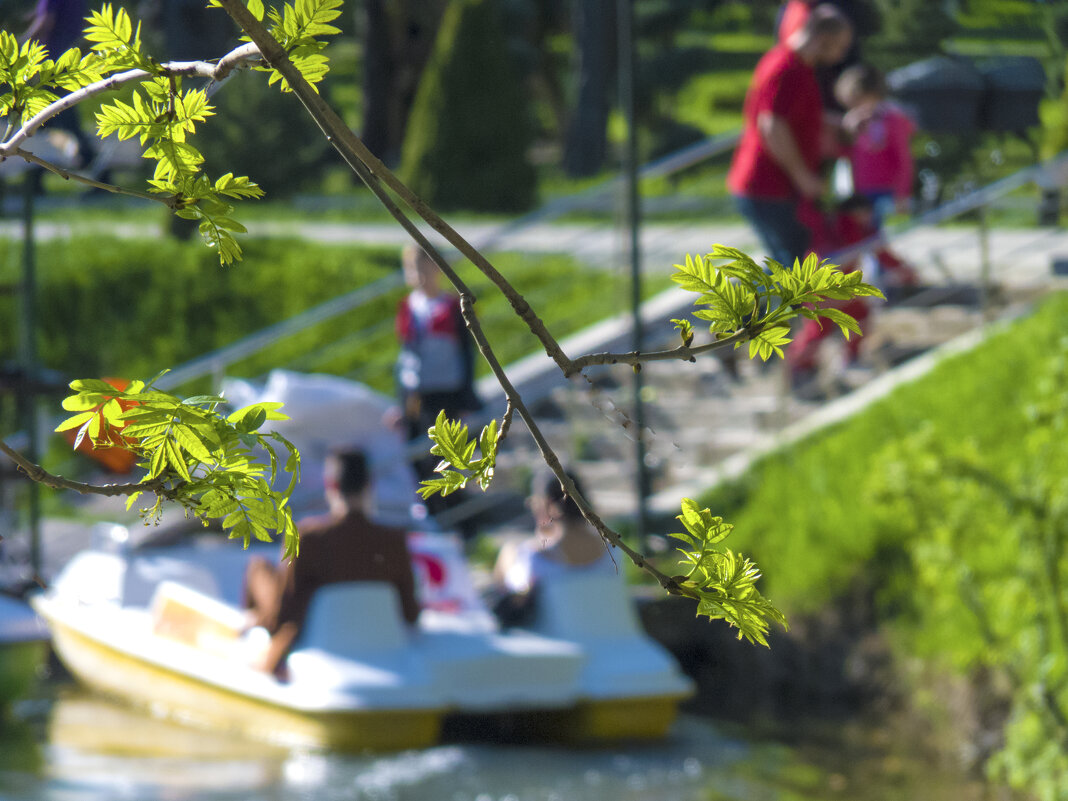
[0,1,344,264]
[672,245,883,361]
[56,378,302,559]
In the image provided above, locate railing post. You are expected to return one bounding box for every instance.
[617,0,650,540]
[977,203,992,321]
[18,170,41,580]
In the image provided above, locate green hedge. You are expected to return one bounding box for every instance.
[0,237,399,381]
[698,297,1067,609]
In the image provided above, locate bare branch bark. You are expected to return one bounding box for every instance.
[0,439,163,498]
[457,295,694,599]
[0,43,262,157]
[567,329,753,375]
[215,0,574,372]
[13,148,172,205]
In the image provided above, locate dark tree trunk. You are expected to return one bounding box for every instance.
[563,0,614,177]
[360,0,393,161]
[358,1,446,166]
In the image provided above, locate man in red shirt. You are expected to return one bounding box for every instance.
[728,6,853,270]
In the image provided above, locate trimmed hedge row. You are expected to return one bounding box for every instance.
[0,236,399,382]
[0,235,647,394]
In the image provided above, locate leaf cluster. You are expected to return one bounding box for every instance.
[55,376,301,557]
[0,31,105,126]
[212,0,343,92]
[418,410,500,499]
[672,246,884,361]
[672,498,787,646]
[85,7,267,263]
[3,4,275,264]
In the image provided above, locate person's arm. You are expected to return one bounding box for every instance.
[887,112,915,203]
[758,111,824,199]
[492,540,519,586]
[392,539,421,624]
[254,548,306,675]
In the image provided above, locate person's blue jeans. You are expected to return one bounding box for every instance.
[734,195,811,271]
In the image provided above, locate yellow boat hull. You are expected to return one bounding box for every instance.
[522,694,686,742]
[48,619,442,752]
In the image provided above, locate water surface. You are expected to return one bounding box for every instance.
[0,686,995,801]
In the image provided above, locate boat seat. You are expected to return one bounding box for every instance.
[149,580,246,653]
[533,574,695,701]
[535,573,642,641]
[298,582,409,657]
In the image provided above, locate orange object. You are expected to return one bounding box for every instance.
[60,377,140,474]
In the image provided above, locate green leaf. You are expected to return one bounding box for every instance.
[55,411,96,433]
[173,424,214,463]
[69,378,119,394]
[671,318,695,347]
[817,307,863,340]
[748,325,792,362]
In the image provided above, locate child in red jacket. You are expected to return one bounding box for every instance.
[837,63,916,223]
[790,195,918,375]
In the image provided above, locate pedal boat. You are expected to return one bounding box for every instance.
[0,593,48,708]
[32,540,693,750]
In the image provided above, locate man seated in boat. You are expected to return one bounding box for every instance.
[490,469,619,627]
[243,449,421,676]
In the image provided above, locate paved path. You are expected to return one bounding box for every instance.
[4,216,1066,286]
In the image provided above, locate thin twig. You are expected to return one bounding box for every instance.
[215,1,698,597]
[567,329,753,376]
[331,140,474,297]
[14,148,171,205]
[0,439,163,497]
[458,296,694,599]
[499,399,515,441]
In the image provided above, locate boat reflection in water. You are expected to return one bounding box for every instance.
[36,687,742,801]
[4,687,994,801]
[40,689,287,797]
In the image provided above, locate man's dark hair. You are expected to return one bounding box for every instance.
[802,4,852,39]
[327,450,370,496]
[532,468,587,521]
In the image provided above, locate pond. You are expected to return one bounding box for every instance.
[0,684,998,801]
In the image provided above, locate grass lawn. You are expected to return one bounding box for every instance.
[682,292,1068,612]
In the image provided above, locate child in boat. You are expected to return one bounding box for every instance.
[243,450,420,676]
[489,469,618,627]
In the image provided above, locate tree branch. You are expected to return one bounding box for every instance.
[211,1,704,598]
[567,329,753,376]
[0,439,164,498]
[215,0,573,372]
[0,43,262,157]
[457,295,694,599]
[13,148,173,206]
